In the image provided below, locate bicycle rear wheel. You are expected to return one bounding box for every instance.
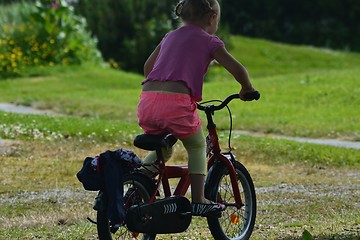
[205,160,256,240]
[96,173,156,240]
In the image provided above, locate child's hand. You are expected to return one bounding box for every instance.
[239,88,260,101]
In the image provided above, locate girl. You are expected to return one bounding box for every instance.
[137,0,258,216]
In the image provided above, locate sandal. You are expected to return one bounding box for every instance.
[191,201,226,216]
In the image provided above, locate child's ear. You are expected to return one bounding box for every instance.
[208,12,217,25]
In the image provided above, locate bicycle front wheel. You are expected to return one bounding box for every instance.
[205,160,256,240]
[96,173,156,240]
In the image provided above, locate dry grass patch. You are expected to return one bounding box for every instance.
[0,139,359,239]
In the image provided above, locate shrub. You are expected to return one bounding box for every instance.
[221,0,360,52]
[0,0,102,79]
[73,0,174,73]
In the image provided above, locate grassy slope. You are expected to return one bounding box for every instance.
[207,36,360,139]
[229,36,360,77]
[1,36,360,141]
[0,65,142,119]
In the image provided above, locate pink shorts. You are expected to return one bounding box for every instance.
[137,91,201,139]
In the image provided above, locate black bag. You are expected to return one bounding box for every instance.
[77,148,143,225]
[76,157,102,191]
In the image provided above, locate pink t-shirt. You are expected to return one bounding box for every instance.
[144,24,224,101]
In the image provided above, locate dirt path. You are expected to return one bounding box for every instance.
[1,179,358,207]
[0,103,58,115]
[235,130,360,150]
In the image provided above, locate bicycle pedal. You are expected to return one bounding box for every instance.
[201,211,223,218]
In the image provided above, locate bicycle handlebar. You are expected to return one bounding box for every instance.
[197,91,260,112]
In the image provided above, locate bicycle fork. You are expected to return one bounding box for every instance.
[205,112,244,208]
[208,153,244,208]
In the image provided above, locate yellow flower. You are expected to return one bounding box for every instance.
[31,46,39,52]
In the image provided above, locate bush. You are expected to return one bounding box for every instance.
[73,0,174,73]
[221,0,360,52]
[0,0,102,79]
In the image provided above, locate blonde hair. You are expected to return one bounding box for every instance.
[175,0,217,22]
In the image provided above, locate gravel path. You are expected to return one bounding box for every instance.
[0,188,97,205]
[1,178,358,206]
[235,130,360,150]
[0,103,58,115]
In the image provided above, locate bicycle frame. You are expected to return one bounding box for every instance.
[98,93,259,239]
[143,104,244,208]
[150,156,191,202]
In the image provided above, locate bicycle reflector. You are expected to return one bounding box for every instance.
[230,214,240,225]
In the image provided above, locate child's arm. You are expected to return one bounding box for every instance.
[144,44,161,77]
[213,46,256,100]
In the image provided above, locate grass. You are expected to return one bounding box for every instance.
[1,37,360,140]
[228,36,360,78]
[206,68,360,140]
[0,111,139,142]
[1,64,359,140]
[0,140,359,239]
[0,65,142,119]
[0,35,359,239]
[208,36,360,139]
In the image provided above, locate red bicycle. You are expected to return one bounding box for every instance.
[96,93,259,240]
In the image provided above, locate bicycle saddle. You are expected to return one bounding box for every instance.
[134,134,177,151]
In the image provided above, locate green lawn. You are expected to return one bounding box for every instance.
[1,36,359,140]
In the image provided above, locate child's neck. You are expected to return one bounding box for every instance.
[184,22,211,34]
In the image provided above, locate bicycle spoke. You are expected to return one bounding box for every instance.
[207,164,255,239]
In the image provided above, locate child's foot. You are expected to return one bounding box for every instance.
[191,201,226,216]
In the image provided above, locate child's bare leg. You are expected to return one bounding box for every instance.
[185,131,225,216]
[141,147,173,174]
[180,128,208,203]
[190,174,210,203]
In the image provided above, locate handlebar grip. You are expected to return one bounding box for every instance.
[243,91,260,101]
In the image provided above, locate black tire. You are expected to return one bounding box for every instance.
[97,173,156,240]
[205,160,256,240]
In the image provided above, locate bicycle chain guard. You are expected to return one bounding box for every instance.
[125,195,192,234]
